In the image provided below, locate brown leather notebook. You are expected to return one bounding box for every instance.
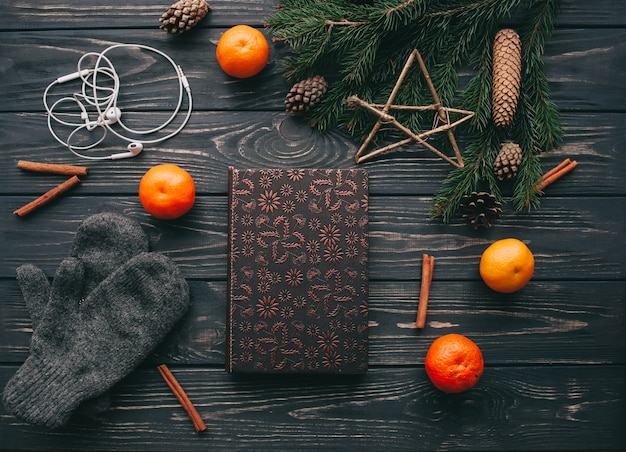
[226,168,369,373]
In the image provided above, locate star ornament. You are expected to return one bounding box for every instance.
[348,49,474,168]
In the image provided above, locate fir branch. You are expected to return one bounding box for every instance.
[267,0,564,224]
[340,31,381,84]
[513,147,543,211]
[430,130,500,223]
[519,0,563,152]
[422,0,520,20]
[508,0,562,209]
[380,0,427,30]
[430,26,496,222]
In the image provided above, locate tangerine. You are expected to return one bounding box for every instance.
[216,24,269,79]
[139,164,195,220]
[479,238,534,293]
[424,333,484,394]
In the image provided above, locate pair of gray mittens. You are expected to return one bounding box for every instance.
[2,213,190,429]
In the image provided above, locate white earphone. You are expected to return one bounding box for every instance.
[111,142,144,160]
[43,44,193,160]
[105,107,122,124]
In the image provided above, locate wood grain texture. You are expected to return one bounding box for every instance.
[1,0,625,30]
[1,28,625,112]
[0,0,273,30]
[0,0,624,450]
[0,366,624,451]
[1,196,624,280]
[1,279,623,366]
[0,111,624,196]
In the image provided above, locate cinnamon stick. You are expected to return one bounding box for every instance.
[157,364,207,433]
[537,159,578,191]
[13,175,81,217]
[540,158,571,181]
[17,160,88,176]
[416,254,435,329]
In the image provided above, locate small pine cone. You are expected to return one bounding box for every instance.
[459,191,503,229]
[159,0,210,35]
[285,75,328,115]
[492,28,522,128]
[494,141,523,181]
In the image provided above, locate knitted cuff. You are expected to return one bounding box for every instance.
[2,355,95,429]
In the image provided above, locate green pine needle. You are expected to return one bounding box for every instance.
[266,0,563,223]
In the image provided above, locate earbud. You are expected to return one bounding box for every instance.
[110,142,143,160]
[82,107,121,131]
[105,107,122,125]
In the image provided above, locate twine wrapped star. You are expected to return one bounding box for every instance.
[347,49,474,168]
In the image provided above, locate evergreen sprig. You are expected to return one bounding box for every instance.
[266,0,562,223]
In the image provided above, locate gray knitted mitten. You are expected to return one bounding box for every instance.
[15,212,150,415]
[3,251,190,429]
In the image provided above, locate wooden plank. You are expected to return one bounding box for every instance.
[1,0,625,31]
[1,28,625,112]
[544,27,626,112]
[0,0,274,30]
[0,29,289,113]
[1,280,623,366]
[1,111,623,196]
[556,0,626,26]
[0,366,623,451]
[1,196,624,281]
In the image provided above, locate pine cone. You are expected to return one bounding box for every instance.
[494,141,523,181]
[159,0,210,35]
[285,75,328,115]
[459,191,502,229]
[492,28,522,128]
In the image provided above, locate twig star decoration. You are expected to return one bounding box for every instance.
[347,49,474,167]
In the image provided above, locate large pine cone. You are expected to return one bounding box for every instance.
[285,75,328,115]
[459,191,503,229]
[159,0,210,34]
[494,141,523,181]
[492,29,522,128]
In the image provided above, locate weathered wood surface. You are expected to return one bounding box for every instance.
[1,28,625,112]
[0,1,625,450]
[1,0,626,30]
[1,111,625,196]
[2,196,625,280]
[2,278,624,366]
[1,367,624,451]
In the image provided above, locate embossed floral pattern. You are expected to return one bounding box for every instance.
[227,168,369,373]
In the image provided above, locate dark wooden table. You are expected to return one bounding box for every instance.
[1,1,625,450]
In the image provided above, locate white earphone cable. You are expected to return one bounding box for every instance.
[43,44,193,160]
